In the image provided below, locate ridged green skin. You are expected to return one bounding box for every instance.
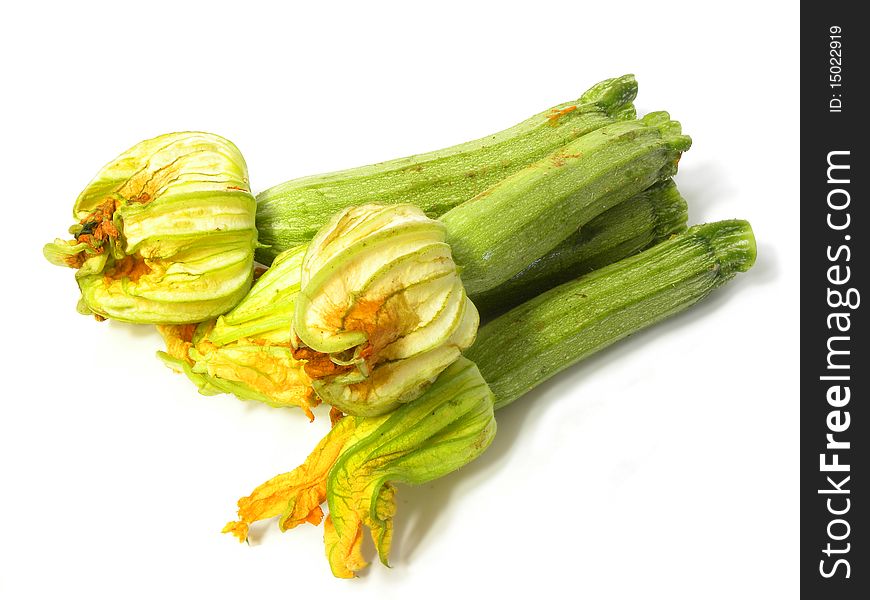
[441,112,692,296]
[465,220,757,410]
[254,75,638,264]
[470,179,688,318]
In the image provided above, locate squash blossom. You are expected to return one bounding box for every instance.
[293,204,479,416]
[44,132,259,323]
[157,244,317,418]
[159,203,478,419]
[222,357,496,578]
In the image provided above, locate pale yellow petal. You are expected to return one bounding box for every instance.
[324,514,367,579]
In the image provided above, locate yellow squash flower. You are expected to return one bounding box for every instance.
[223,357,496,577]
[44,132,258,323]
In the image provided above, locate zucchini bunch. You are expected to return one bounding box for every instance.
[45,74,756,578]
[160,105,693,420]
[214,78,754,578]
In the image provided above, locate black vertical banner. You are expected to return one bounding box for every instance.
[801,3,867,597]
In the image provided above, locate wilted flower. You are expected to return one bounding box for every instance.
[44,132,258,323]
[293,204,479,416]
[223,357,496,577]
[160,203,479,420]
[157,244,317,418]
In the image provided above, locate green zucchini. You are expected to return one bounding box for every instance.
[254,75,638,264]
[441,111,691,295]
[466,219,757,409]
[470,178,688,318]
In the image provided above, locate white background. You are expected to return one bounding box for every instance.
[1,1,799,598]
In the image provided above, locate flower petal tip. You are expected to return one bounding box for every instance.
[222,520,249,543]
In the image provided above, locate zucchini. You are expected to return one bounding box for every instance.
[470,179,688,318]
[441,111,691,295]
[465,219,757,409]
[254,75,638,264]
